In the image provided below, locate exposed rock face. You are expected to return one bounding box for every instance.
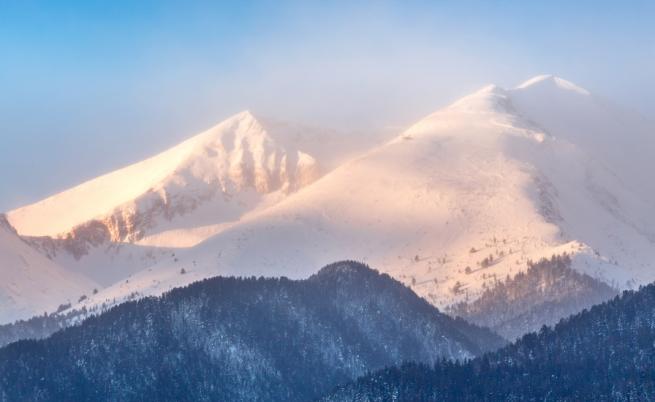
[27,221,112,260]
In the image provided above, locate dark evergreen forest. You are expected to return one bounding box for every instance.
[0,261,503,402]
[323,281,655,401]
[449,254,618,339]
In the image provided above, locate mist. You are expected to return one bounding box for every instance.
[1,0,654,211]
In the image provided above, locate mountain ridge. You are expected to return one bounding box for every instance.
[0,261,504,401]
[69,75,655,321]
[7,110,322,241]
[322,278,655,401]
[4,75,655,333]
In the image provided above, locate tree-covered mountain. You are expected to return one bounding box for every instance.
[322,281,655,401]
[0,261,504,402]
[448,254,618,339]
[0,304,92,348]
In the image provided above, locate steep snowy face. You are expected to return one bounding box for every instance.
[0,215,96,324]
[7,111,321,245]
[510,75,655,204]
[75,76,655,314]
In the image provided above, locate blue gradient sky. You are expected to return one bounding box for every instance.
[1,1,654,211]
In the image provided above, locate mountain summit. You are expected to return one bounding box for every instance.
[7,111,321,242]
[515,74,591,94]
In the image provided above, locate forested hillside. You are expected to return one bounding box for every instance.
[449,254,618,339]
[0,261,503,402]
[323,282,655,401]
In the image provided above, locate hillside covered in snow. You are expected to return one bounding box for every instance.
[0,215,95,324]
[66,75,655,319]
[5,112,381,290]
[3,75,655,331]
[8,111,323,243]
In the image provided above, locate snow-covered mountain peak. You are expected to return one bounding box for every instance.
[7,111,322,243]
[3,111,388,289]
[515,74,591,95]
[448,84,510,111]
[445,75,590,117]
[7,75,655,330]
[197,109,270,145]
[61,76,655,322]
[232,109,257,121]
[172,110,281,159]
[399,84,515,142]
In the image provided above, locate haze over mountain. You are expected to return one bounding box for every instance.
[8,111,323,242]
[3,4,653,401]
[2,75,654,329]
[4,113,382,293]
[50,75,655,320]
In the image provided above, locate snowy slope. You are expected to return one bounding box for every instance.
[75,75,655,313]
[0,215,96,324]
[5,112,388,289]
[511,75,655,205]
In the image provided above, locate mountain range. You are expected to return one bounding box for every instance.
[2,74,655,401]
[0,262,504,401]
[2,75,654,337]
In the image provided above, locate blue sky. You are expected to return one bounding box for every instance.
[1,1,654,211]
